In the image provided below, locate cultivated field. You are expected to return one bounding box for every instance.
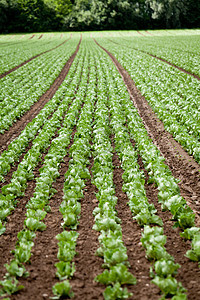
[0,29,200,300]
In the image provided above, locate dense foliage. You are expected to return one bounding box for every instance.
[0,0,199,33]
[0,33,200,299]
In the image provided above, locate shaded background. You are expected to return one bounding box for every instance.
[0,0,200,33]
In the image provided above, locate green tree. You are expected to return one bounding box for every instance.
[63,0,146,30]
[145,0,187,28]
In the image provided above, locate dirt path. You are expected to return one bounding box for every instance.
[0,37,81,154]
[0,38,69,79]
[94,39,200,225]
[137,155,200,299]
[0,148,48,280]
[11,129,76,300]
[106,38,200,81]
[70,160,104,300]
[140,49,200,81]
[137,31,146,37]
[112,140,160,300]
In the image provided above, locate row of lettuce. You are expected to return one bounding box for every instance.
[0,37,79,134]
[0,40,91,298]
[0,44,87,235]
[91,53,137,299]
[0,34,68,75]
[94,41,191,299]
[97,37,200,164]
[0,38,199,299]
[113,34,200,77]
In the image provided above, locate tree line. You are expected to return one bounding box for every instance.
[0,0,199,33]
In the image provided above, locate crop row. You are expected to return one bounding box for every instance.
[116,35,200,76]
[52,52,96,298]
[92,39,189,299]
[0,44,87,235]
[0,34,67,74]
[0,37,79,133]
[96,39,200,265]
[91,48,137,298]
[0,41,91,297]
[0,36,199,299]
[97,38,200,163]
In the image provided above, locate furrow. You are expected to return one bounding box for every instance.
[107,38,200,80]
[136,154,200,299]
[0,39,70,79]
[11,132,75,300]
[111,139,160,299]
[0,36,82,152]
[70,160,104,300]
[95,39,200,223]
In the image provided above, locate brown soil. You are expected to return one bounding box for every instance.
[70,160,104,300]
[38,34,43,39]
[0,37,81,154]
[10,130,76,300]
[145,31,154,36]
[137,31,146,37]
[95,39,200,224]
[137,155,200,299]
[112,140,160,300]
[0,37,71,79]
[29,35,35,40]
[0,151,47,281]
[106,37,200,81]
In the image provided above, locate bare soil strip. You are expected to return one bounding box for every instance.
[0,37,81,154]
[70,160,104,300]
[108,38,200,81]
[0,139,34,191]
[137,31,146,37]
[95,40,200,226]
[140,50,200,81]
[10,130,76,300]
[0,101,75,280]
[0,150,46,280]
[137,154,200,299]
[38,34,43,39]
[112,140,160,299]
[0,38,70,79]
[145,31,154,36]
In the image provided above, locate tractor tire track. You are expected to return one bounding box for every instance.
[70,159,104,300]
[106,38,200,80]
[112,139,160,299]
[0,38,70,79]
[95,39,200,226]
[11,130,76,300]
[136,154,200,300]
[0,37,82,153]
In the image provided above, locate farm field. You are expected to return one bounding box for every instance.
[0,29,200,300]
